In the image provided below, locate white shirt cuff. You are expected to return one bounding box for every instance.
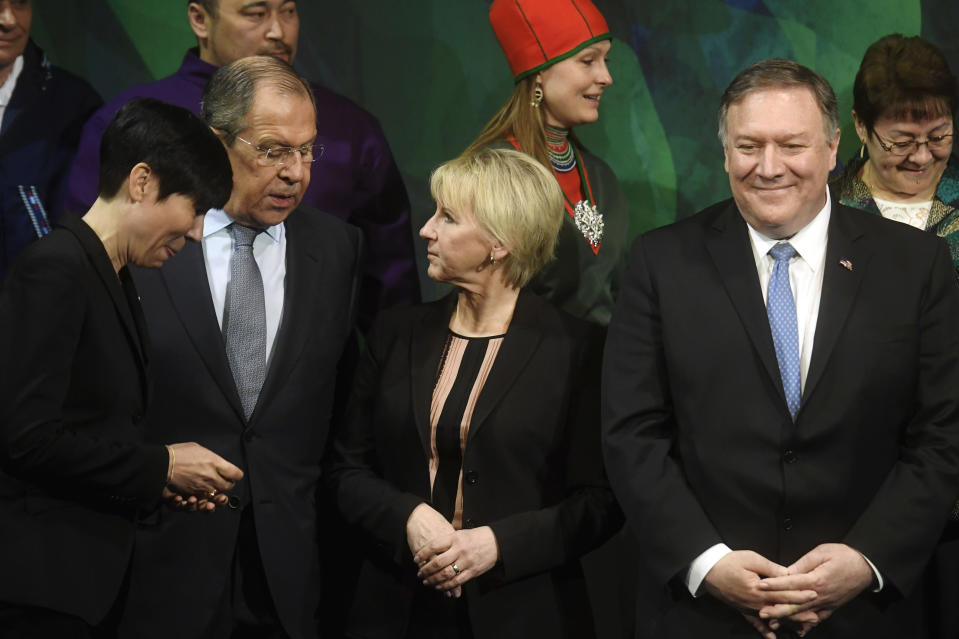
[859,552,884,592]
[685,543,732,597]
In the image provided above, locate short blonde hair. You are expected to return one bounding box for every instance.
[430,148,564,289]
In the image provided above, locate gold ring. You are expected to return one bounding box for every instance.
[208,490,217,498]
[451,563,461,575]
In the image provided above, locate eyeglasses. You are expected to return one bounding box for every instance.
[234,136,324,166]
[871,131,953,156]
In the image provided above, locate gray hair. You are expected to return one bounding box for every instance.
[718,58,839,146]
[201,56,315,145]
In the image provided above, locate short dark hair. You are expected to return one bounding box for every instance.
[189,0,218,19]
[718,58,839,145]
[853,34,957,132]
[201,56,315,146]
[98,98,233,213]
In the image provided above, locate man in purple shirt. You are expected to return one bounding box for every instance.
[67,0,418,328]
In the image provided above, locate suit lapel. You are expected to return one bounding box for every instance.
[161,240,245,420]
[410,296,457,454]
[253,213,321,422]
[704,203,787,407]
[60,214,148,378]
[466,290,542,441]
[803,206,867,404]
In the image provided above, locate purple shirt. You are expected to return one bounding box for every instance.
[67,49,419,328]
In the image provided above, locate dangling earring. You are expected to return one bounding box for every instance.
[859,144,865,159]
[531,86,543,108]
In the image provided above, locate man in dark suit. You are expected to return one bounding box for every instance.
[117,56,362,639]
[602,59,959,638]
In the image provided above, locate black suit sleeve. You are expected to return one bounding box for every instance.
[844,238,959,596]
[488,323,623,582]
[601,235,724,587]
[327,319,425,567]
[0,246,167,502]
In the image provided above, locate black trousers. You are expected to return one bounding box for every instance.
[207,506,289,639]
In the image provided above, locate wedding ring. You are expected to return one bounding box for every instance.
[451,563,461,575]
[208,490,217,498]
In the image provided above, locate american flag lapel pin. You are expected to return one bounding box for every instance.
[839,259,853,271]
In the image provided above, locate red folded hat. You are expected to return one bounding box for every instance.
[489,0,611,82]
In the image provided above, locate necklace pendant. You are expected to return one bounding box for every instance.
[573,200,604,248]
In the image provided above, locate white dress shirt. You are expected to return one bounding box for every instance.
[684,190,883,596]
[202,208,286,365]
[0,55,25,127]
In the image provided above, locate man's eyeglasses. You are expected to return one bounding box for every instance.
[872,131,953,157]
[235,136,324,166]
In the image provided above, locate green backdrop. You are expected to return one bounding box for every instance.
[30,0,959,296]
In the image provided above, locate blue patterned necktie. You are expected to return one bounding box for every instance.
[224,223,267,420]
[767,242,801,420]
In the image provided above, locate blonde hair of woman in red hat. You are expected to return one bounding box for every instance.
[464,0,629,327]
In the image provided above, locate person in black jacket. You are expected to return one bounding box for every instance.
[329,148,622,639]
[0,98,242,638]
[0,0,102,279]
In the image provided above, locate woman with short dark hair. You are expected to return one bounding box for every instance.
[832,34,959,274]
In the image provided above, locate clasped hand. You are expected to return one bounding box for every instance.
[162,442,243,512]
[704,544,874,638]
[406,503,500,598]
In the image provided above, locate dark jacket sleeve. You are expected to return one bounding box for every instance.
[601,235,724,588]
[488,321,623,583]
[327,315,425,566]
[0,243,167,503]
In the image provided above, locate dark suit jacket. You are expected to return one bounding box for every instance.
[329,290,622,639]
[602,199,959,638]
[118,207,363,639]
[0,213,168,623]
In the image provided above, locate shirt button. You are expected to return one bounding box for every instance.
[783,450,797,464]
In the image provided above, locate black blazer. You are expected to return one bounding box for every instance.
[329,289,622,639]
[0,213,168,623]
[602,199,959,638]
[117,207,363,639]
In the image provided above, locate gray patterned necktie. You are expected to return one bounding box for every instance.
[224,223,267,420]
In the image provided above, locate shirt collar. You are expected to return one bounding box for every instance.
[0,55,25,107]
[747,188,831,273]
[203,207,284,243]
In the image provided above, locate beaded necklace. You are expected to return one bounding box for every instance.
[506,133,605,254]
[546,125,575,172]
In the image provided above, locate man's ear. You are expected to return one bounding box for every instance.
[187,2,211,41]
[127,162,155,204]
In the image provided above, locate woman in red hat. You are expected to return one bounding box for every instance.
[465,0,629,327]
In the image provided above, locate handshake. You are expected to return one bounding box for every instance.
[160,442,244,512]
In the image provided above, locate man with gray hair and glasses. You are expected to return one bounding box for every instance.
[603,59,959,638]
[117,55,362,639]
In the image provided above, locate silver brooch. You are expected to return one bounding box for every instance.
[573,200,604,248]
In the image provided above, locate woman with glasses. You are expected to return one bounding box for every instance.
[832,34,959,274]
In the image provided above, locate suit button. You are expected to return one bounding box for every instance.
[132,413,143,424]
[464,518,474,528]
[783,518,793,531]
[783,450,797,464]
[465,470,478,485]
[227,495,241,510]
[243,430,254,443]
